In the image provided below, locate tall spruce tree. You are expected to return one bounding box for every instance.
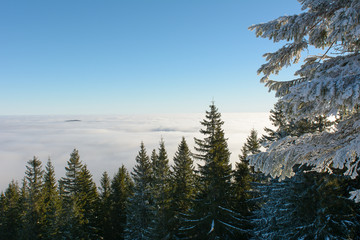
[22,156,44,240]
[126,142,154,240]
[76,165,100,239]
[151,139,172,239]
[110,165,133,240]
[60,149,100,239]
[41,159,62,240]
[187,103,242,239]
[233,129,263,239]
[169,137,197,239]
[99,171,112,240]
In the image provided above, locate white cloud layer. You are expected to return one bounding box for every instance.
[0,113,271,191]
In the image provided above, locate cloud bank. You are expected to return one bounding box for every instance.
[0,113,271,191]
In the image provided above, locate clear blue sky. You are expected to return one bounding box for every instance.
[0,0,302,115]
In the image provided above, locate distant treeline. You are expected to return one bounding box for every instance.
[1,103,359,240]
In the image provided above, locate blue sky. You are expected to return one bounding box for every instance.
[0,0,302,115]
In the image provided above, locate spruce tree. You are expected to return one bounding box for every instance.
[60,149,100,239]
[253,169,360,239]
[76,164,100,239]
[187,103,241,239]
[41,159,62,240]
[23,156,44,240]
[151,139,172,239]
[0,181,22,240]
[99,171,112,240]
[233,129,263,239]
[126,142,154,240]
[169,137,197,239]
[110,165,133,240]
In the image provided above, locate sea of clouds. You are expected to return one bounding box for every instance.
[0,113,271,191]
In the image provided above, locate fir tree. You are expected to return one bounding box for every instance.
[76,164,100,239]
[22,156,44,240]
[169,137,197,239]
[187,103,242,239]
[41,159,62,240]
[60,149,99,240]
[253,169,360,239]
[233,129,263,239]
[110,165,133,240]
[98,171,112,240]
[0,181,22,240]
[248,0,360,197]
[126,142,154,240]
[151,139,172,239]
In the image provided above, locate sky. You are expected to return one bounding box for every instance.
[0,0,302,115]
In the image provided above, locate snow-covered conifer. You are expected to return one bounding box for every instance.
[248,0,360,199]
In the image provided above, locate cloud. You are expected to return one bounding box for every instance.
[0,113,271,191]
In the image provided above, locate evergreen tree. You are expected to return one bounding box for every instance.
[22,156,44,240]
[187,103,242,239]
[41,159,62,240]
[126,142,154,240]
[76,164,100,239]
[244,129,261,156]
[98,171,112,240]
[150,139,172,239]
[0,192,5,239]
[109,165,133,240]
[248,0,360,194]
[0,181,22,240]
[253,169,360,239]
[60,149,100,239]
[169,137,197,239]
[232,129,263,239]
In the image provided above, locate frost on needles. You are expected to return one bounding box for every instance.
[248,0,360,201]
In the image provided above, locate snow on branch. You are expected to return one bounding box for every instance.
[249,114,360,180]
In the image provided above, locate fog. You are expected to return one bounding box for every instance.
[0,113,271,191]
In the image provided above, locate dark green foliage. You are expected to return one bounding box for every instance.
[109,166,133,240]
[60,149,99,240]
[232,129,263,239]
[98,171,112,240]
[151,139,172,239]
[76,165,99,239]
[168,137,197,239]
[0,181,22,240]
[22,156,44,240]
[41,159,62,240]
[186,103,243,239]
[253,169,360,239]
[126,142,154,240]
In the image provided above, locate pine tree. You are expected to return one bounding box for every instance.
[41,159,62,240]
[22,156,44,240]
[110,165,133,240]
[187,103,242,239]
[126,142,154,240]
[169,137,197,239]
